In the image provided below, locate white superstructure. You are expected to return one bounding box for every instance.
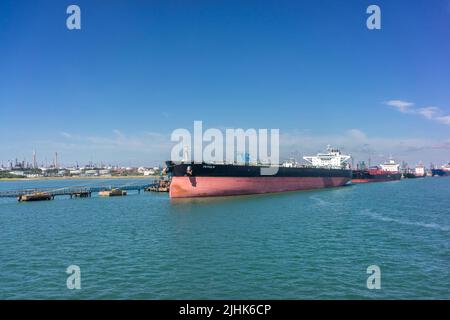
[281,158,299,168]
[415,162,425,176]
[380,158,400,172]
[303,145,351,169]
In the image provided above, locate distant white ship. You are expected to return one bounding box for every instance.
[414,162,426,177]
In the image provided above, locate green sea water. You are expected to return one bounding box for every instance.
[0,177,449,299]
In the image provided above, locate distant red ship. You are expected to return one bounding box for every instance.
[352,159,401,183]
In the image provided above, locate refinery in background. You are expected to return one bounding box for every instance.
[0,149,448,179]
[0,151,162,179]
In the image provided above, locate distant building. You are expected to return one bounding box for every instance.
[137,167,146,174]
[70,169,82,175]
[84,169,98,176]
[9,171,24,176]
[99,169,111,176]
[26,173,42,178]
[143,169,155,176]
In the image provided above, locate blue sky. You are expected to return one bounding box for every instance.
[1,0,450,166]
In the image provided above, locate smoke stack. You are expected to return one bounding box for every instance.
[33,150,37,169]
[54,152,58,168]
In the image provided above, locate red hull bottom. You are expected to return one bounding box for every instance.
[169,176,351,198]
[351,178,399,183]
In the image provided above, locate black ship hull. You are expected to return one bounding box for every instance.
[351,170,401,183]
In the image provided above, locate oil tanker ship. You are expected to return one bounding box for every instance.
[351,159,401,183]
[166,146,352,198]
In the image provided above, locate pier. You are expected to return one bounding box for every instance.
[0,181,162,199]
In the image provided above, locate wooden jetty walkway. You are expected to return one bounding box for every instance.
[0,181,161,199]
